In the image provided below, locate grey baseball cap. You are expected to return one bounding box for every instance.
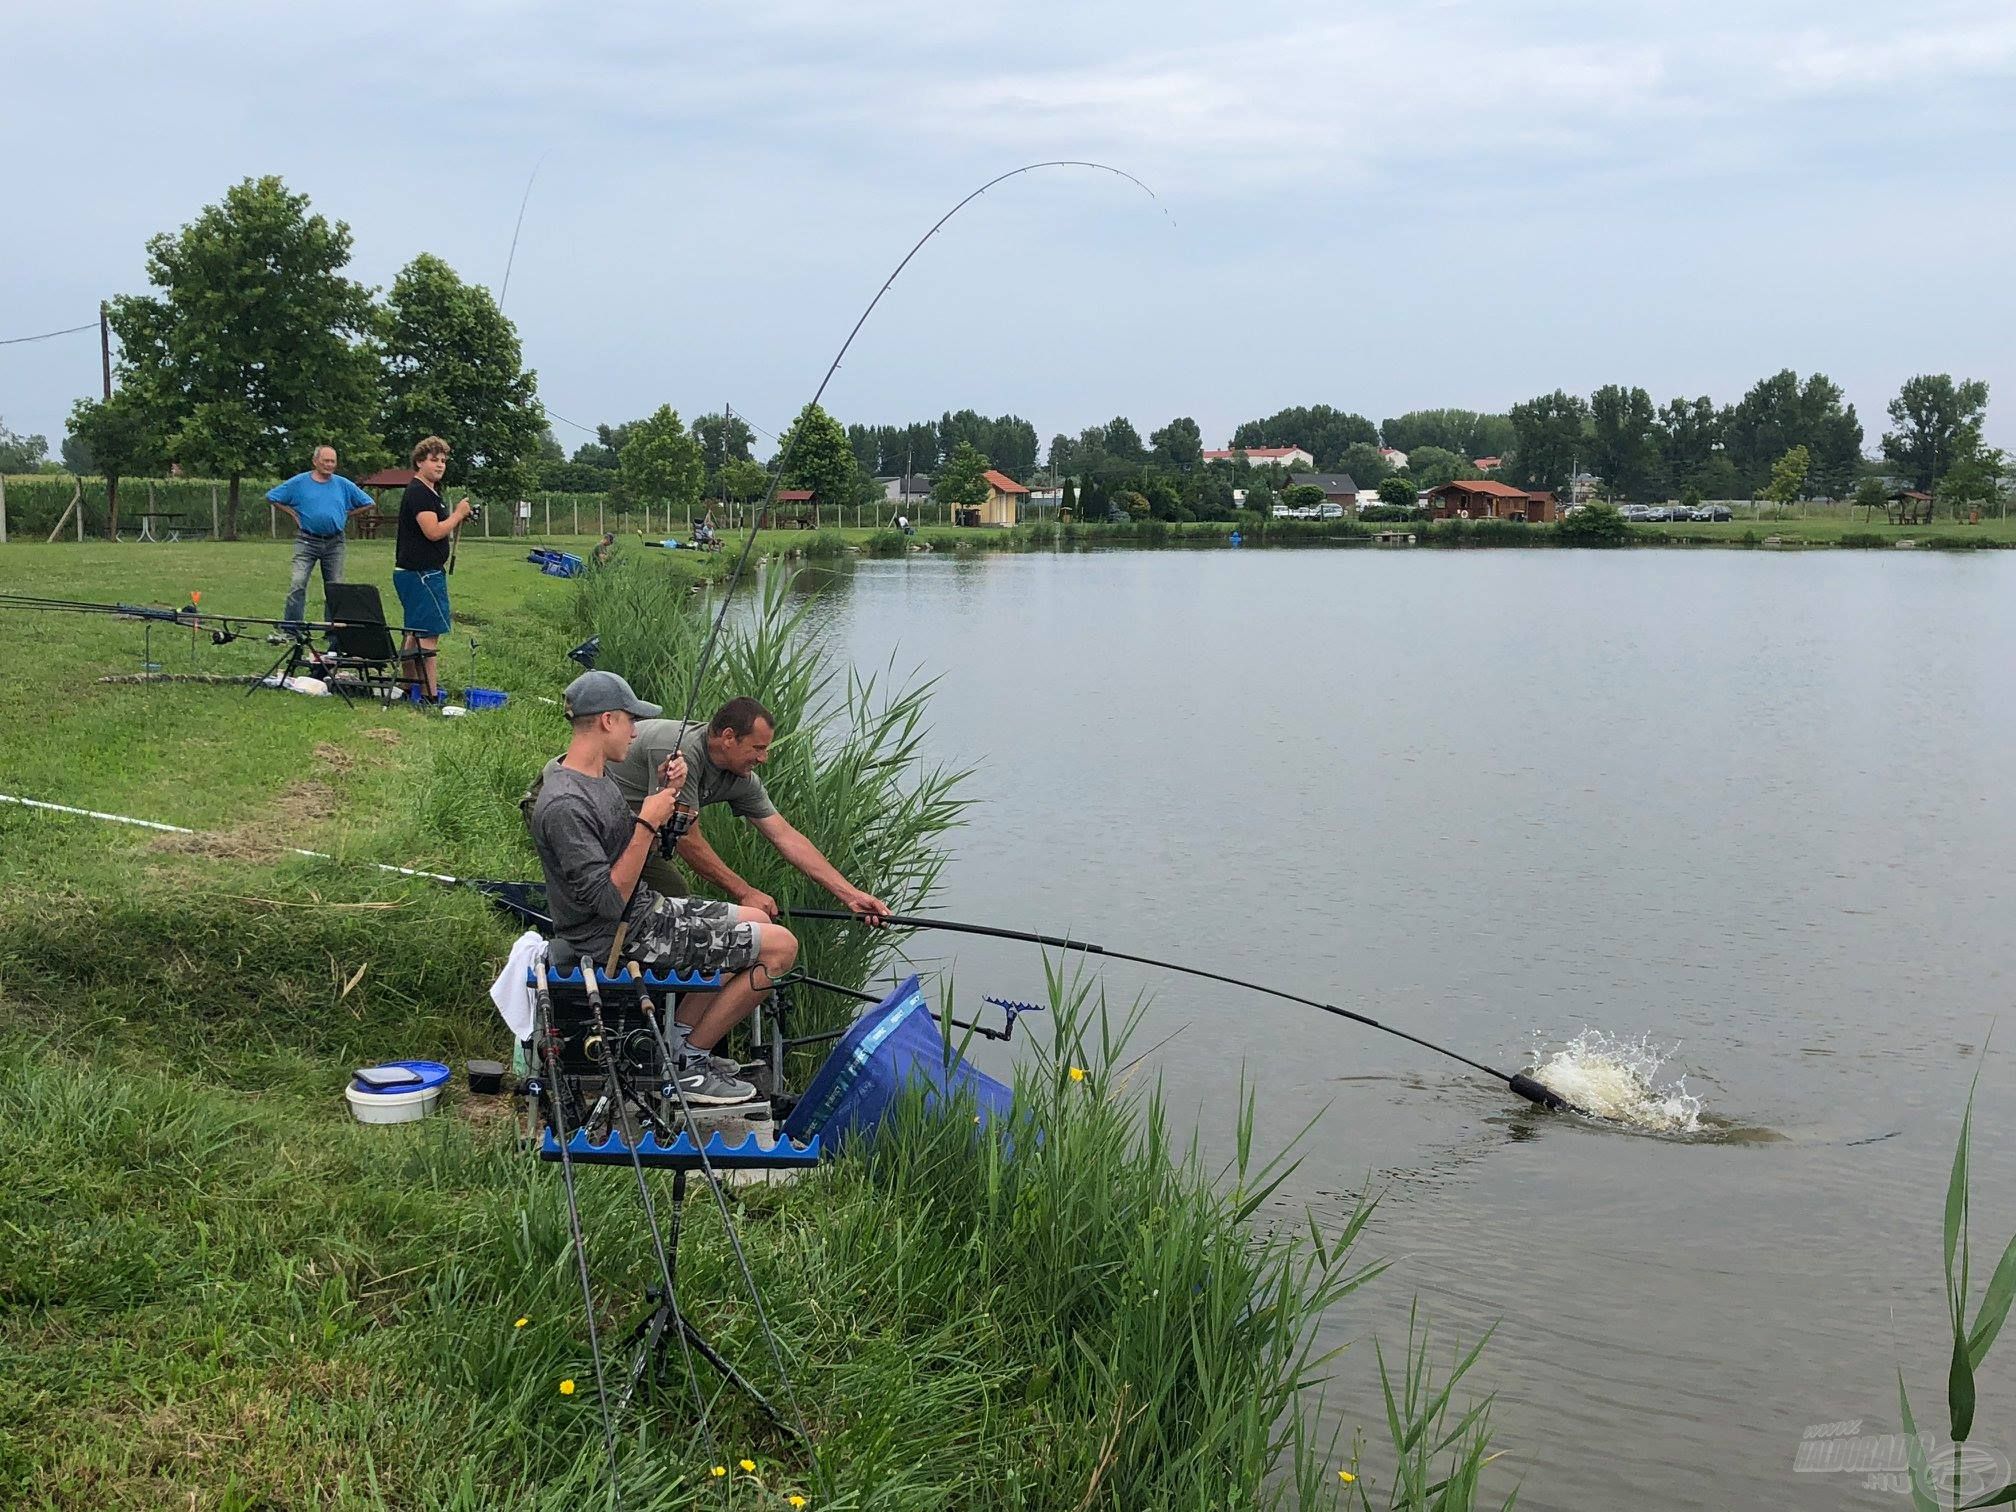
[563,670,661,720]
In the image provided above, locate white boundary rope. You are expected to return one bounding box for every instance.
[0,792,462,884]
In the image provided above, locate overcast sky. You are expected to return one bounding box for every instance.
[4,0,2013,460]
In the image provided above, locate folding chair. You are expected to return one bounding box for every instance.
[256,582,413,707]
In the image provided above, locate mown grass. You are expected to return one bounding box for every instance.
[0,539,1514,1509]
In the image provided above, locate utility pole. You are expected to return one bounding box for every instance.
[99,301,111,400]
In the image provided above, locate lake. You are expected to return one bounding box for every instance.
[787,545,2016,1510]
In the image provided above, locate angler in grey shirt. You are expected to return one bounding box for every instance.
[527,671,800,1102]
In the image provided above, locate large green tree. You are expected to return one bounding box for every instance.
[1507,389,1591,491]
[691,411,756,483]
[1589,384,1659,501]
[0,417,48,473]
[1403,445,1477,491]
[1379,409,1515,459]
[1335,441,1390,486]
[1231,404,1377,470]
[932,439,992,513]
[777,402,861,518]
[107,176,382,537]
[64,392,165,537]
[1882,374,1990,490]
[1149,416,1203,471]
[1721,370,1862,498]
[618,405,705,517]
[1935,442,2006,519]
[380,252,544,501]
[1654,396,1721,494]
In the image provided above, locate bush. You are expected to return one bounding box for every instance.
[795,529,850,559]
[1837,532,1890,549]
[1556,503,1631,547]
[1358,504,1424,523]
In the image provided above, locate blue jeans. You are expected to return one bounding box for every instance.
[284,534,345,626]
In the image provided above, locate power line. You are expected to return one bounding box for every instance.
[0,321,96,347]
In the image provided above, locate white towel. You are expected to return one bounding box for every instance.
[489,930,547,1040]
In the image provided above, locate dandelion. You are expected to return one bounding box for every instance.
[514,1317,529,1329]
[558,1379,576,1396]
[1068,1066,1086,1082]
[788,1498,808,1508]
[738,1458,756,1472]
[710,1466,727,1478]
[1337,1468,1355,1483]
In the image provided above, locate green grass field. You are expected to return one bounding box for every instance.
[0,541,1504,1510]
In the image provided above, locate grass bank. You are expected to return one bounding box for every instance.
[0,543,1512,1508]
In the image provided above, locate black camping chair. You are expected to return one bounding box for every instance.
[256,582,411,706]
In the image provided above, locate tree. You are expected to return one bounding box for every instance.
[1589,384,1659,501]
[1654,396,1720,494]
[1231,404,1377,470]
[717,457,770,508]
[775,402,860,521]
[1691,453,1742,501]
[65,392,164,537]
[536,426,564,463]
[1507,389,1591,492]
[1283,483,1328,511]
[380,252,544,502]
[691,411,755,483]
[1936,444,2006,520]
[1556,502,1629,547]
[618,405,704,519]
[571,439,620,470]
[1378,474,1419,508]
[1760,445,1811,510]
[1102,416,1144,461]
[1149,416,1203,471]
[1047,433,1075,476]
[1335,441,1390,487]
[932,439,991,514]
[1721,370,1862,498]
[1060,478,1078,515]
[1882,374,1990,490]
[1403,445,1475,491]
[107,176,381,537]
[1244,481,1276,515]
[0,418,49,473]
[1380,408,1515,459]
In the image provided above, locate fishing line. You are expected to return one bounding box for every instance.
[785,907,1581,1114]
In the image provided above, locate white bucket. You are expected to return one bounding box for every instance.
[346,1081,442,1124]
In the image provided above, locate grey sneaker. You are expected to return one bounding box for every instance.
[672,1056,756,1107]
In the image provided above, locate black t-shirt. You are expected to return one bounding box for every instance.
[396,480,452,571]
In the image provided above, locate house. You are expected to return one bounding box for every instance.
[1423,480,1558,523]
[878,474,932,507]
[1200,445,1316,469]
[1471,456,1504,473]
[1568,472,1602,504]
[1287,472,1359,508]
[1379,446,1409,470]
[975,469,1028,526]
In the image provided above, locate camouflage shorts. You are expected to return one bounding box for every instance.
[626,896,761,976]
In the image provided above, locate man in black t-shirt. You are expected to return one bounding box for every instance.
[392,435,475,702]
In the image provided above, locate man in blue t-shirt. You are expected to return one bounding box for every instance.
[267,445,377,627]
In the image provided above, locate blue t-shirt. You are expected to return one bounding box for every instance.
[266,472,373,535]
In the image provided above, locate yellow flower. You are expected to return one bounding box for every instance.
[1068,1066,1086,1082]
[788,1498,808,1509]
[558,1379,576,1396]
[1338,1468,1356,1483]
[710,1466,727,1478]
[513,1317,529,1329]
[738,1459,756,1472]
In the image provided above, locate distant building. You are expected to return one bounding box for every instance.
[877,474,932,507]
[1424,480,1558,523]
[1471,455,1504,473]
[1026,484,1064,510]
[1379,446,1409,470]
[976,469,1028,526]
[1201,445,1316,469]
[1568,472,1602,504]
[1287,472,1360,508]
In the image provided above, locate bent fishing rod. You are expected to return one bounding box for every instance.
[652,160,1167,857]
[0,592,440,641]
[786,906,1580,1114]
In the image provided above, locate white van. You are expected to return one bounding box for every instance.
[1315,501,1345,520]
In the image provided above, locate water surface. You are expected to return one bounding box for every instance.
[791,547,2016,1509]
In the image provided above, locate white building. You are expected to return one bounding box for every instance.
[1201,445,1315,469]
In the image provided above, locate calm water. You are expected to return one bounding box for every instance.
[789,546,2015,1510]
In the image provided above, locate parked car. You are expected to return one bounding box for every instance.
[1315,501,1345,519]
[1620,505,1656,522]
[1690,504,1733,522]
[1270,504,1293,519]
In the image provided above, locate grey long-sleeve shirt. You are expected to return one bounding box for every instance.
[528,758,655,961]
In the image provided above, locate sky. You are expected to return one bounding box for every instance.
[3,0,2014,460]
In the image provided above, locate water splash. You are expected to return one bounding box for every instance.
[1528,1030,1703,1134]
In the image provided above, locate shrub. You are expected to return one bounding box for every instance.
[1557,503,1631,547]
[1837,532,1890,549]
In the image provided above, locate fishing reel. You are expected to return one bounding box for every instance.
[655,802,697,860]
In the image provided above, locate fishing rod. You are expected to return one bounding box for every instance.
[0,592,446,642]
[785,906,1581,1115]
[657,160,1168,861]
